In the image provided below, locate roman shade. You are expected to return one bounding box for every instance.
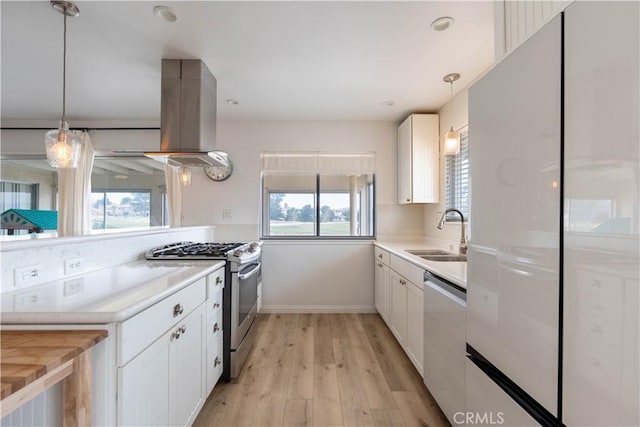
[261,152,376,175]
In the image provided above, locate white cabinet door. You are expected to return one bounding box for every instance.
[119,303,206,427]
[170,304,205,427]
[397,114,439,204]
[563,2,639,425]
[374,259,390,322]
[405,281,423,376]
[118,329,171,427]
[389,271,407,346]
[397,117,412,204]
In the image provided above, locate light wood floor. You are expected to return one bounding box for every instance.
[193,313,449,427]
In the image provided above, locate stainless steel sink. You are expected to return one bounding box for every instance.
[406,249,453,256]
[420,254,467,262]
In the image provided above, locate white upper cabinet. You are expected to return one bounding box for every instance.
[397,114,439,204]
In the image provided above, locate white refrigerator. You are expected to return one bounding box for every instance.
[467,2,638,426]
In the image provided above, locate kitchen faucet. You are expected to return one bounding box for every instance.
[437,208,467,255]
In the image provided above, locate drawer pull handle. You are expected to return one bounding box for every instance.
[214,356,221,367]
[180,325,187,334]
[213,323,220,333]
[216,276,223,285]
[173,303,184,317]
[378,263,383,268]
[171,330,181,340]
[378,253,383,259]
[400,279,406,286]
[213,302,220,309]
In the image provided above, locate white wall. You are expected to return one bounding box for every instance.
[180,120,425,310]
[181,119,424,236]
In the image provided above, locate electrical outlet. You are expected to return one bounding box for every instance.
[63,278,85,296]
[64,257,84,275]
[14,265,44,288]
[222,209,233,221]
[14,290,42,310]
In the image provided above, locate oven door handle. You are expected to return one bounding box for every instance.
[238,262,261,280]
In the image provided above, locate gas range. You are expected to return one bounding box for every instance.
[145,241,261,264]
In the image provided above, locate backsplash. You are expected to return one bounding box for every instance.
[0,226,214,293]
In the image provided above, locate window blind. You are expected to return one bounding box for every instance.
[444,129,469,219]
[261,152,376,174]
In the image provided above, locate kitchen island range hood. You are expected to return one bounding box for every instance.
[145,59,230,167]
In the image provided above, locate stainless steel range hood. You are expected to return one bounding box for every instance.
[145,59,230,167]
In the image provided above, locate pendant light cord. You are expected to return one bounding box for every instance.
[61,10,67,123]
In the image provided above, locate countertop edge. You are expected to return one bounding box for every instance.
[0,261,225,325]
[374,241,467,289]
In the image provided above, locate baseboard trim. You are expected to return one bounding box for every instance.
[260,305,377,314]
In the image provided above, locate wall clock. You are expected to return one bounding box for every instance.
[204,156,233,181]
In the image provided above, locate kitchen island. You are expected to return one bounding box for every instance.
[1,259,225,426]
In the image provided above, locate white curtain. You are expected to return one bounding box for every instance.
[57,131,95,237]
[164,164,183,227]
[261,152,376,174]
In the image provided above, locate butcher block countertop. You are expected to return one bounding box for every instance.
[0,330,107,400]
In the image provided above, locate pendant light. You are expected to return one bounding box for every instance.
[44,1,82,169]
[443,73,461,156]
[178,166,192,187]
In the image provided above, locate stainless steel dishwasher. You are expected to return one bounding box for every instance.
[423,270,467,426]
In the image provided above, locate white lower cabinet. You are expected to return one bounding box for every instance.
[405,279,423,375]
[389,270,408,346]
[374,259,390,322]
[117,266,227,427]
[375,247,424,376]
[118,303,205,427]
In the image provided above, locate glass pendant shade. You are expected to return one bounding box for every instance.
[443,125,460,155]
[178,166,192,187]
[45,121,82,168]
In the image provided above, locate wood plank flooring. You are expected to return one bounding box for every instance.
[193,313,449,427]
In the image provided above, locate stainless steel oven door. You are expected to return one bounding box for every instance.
[230,261,260,350]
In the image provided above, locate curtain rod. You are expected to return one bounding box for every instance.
[1,127,160,131]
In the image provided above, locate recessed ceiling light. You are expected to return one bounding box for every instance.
[114,175,128,180]
[431,16,454,31]
[226,99,239,105]
[153,5,177,23]
[381,100,394,107]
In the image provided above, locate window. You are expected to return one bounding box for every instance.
[260,152,376,239]
[0,181,38,213]
[0,181,40,235]
[91,190,152,230]
[263,174,375,238]
[444,128,469,220]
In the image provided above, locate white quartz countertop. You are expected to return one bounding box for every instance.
[1,260,225,324]
[374,241,467,289]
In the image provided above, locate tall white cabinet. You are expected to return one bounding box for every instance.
[562,2,639,425]
[397,114,439,204]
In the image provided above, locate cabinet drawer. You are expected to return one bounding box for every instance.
[206,334,224,396]
[207,307,223,345]
[119,277,206,365]
[390,254,424,290]
[207,268,225,298]
[207,286,223,317]
[374,247,390,265]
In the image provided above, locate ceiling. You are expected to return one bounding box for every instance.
[1,1,494,124]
